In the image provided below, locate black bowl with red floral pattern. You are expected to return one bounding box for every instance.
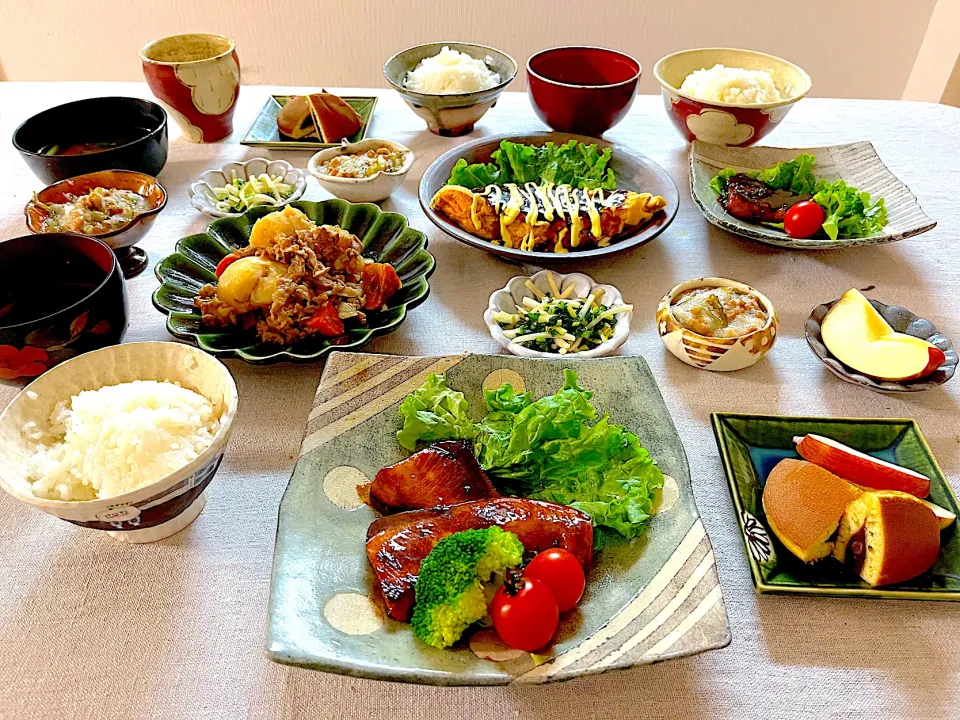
[0,233,127,382]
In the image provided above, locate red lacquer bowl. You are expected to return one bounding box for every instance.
[527,46,641,137]
[653,48,811,147]
[0,234,126,382]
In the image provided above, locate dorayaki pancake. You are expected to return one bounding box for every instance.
[762,459,861,563]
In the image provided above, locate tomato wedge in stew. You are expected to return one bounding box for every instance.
[306,301,345,336]
[362,263,402,310]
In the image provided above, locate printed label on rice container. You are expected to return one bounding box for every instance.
[95,505,140,523]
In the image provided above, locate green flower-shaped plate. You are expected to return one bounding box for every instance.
[153,200,435,363]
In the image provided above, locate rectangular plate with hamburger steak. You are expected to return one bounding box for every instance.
[712,413,960,601]
[240,95,376,149]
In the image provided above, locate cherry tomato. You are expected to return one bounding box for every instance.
[523,548,586,613]
[305,302,345,336]
[362,263,402,310]
[783,201,826,239]
[491,577,559,652]
[215,253,239,279]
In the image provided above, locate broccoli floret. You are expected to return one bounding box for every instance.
[411,527,524,648]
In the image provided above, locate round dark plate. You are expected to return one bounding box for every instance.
[805,298,956,393]
[418,131,679,263]
[152,200,435,364]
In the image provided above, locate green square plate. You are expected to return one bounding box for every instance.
[267,353,731,685]
[711,413,960,600]
[240,95,377,149]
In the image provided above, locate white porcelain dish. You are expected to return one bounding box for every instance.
[0,342,238,543]
[189,158,307,218]
[484,270,631,358]
[307,138,414,203]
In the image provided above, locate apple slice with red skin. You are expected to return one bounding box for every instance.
[820,289,946,382]
[793,434,931,498]
[919,499,956,529]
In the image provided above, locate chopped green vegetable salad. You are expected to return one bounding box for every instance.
[446,140,617,191]
[493,273,630,355]
[396,370,664,544]
[212,172,295,214]
[709,153,887,240]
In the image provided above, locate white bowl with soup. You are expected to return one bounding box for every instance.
[308,138,414,203]
[656,277,778,371]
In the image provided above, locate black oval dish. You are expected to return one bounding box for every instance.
[0,234,128,383]
[13,97,168,184]
[805,298,956,393]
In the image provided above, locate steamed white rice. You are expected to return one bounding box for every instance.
[23,380,221,501]
[404,46,500,94]
[679,64,783,104]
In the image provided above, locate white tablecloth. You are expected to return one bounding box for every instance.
[1,83,958,720]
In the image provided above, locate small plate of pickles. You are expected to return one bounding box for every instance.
[188,158,307,218]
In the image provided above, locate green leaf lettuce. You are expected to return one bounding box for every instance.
[396,373,476,451]
[446,140,617,191]
[397,369,664,542]
[812,179,887,240]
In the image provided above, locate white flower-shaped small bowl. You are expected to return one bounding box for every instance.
[484,270,631,358]
[189,158,307,218]
[307,138,414,203]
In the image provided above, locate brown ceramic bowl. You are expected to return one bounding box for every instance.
[25,170,167,278]
[656,277,779,372]
[527,46,641,137]
[383,42,517,136]
[0,342,237,542]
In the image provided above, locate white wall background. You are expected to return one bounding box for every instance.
[0,0,941,99]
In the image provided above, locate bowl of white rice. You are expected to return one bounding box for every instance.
[654,48,811,147]
[0,341,238,542]
[384,41,517,136]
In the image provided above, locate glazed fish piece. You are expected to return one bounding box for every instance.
[720,173,805,223]
[366,497,594,621]
[431,182,667,253]
[370,440,498,511]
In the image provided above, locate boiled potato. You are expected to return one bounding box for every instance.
[248,206,314,248]
[217,256,286,311]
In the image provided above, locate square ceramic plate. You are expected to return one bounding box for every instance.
[690,141,936,249]
[711,413,960,600]
[267,352,730,685]
[239,95,376,149]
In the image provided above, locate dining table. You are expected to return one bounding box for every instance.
[0,81,958,720]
